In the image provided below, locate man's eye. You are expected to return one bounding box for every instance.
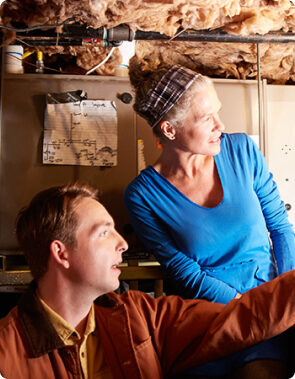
[99,230,109,238]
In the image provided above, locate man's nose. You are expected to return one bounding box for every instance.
[117,232,128,254]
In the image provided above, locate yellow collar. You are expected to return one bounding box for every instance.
[39,298,96,345]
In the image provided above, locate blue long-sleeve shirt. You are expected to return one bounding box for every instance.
[124,133,295,304]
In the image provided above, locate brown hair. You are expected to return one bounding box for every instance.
[130,65,213,143]
[16,183,98,280]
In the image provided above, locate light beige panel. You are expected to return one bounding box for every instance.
[0,74,136,248]
[214,79,259,135]
[266,84,295,226]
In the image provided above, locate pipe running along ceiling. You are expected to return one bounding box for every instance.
[1,0,295,82]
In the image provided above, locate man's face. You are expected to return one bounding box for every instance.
[67,197,128,297]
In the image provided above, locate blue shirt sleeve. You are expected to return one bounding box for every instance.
[248,135,295,274]
[124,186,238,304]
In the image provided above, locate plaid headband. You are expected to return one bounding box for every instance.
[136,65,200,128]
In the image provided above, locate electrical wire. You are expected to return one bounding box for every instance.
[7,54,62,73]
[85,46,116,75]
[169,28,188,42]
[16,36,116,75]
[23,60,61,73]
[15,37,35,48]
[0,17,75,32]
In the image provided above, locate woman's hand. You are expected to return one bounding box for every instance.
[235,292,242,299]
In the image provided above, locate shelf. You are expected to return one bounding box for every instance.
[2,73,261,87]
[0,262,164,293]
[2,73,131,81]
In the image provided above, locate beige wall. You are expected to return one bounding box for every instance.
[0,74,293,250]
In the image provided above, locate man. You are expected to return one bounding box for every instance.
[0,182,295,379]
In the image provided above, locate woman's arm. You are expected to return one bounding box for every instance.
[250,136,295,274]
[124,187,237,304]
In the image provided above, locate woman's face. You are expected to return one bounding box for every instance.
[174,85,225,156]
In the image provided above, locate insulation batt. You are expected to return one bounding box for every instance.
[131,40,295,83]
[38,45,122,75]
[2,0,295,81]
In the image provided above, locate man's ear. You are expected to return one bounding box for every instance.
[50,240,70,269]
[160,120,176,141]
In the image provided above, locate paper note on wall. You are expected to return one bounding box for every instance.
[43,100,117,166]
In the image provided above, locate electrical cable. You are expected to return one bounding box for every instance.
[85,46,116,75]
[15,37,35,47]
[8,54,62,73]
[24,60,61,73]
[0,17,75,32]
[16,36,117,74]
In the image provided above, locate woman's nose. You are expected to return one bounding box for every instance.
[214,115,225,131]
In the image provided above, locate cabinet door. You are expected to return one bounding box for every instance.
[0,75,136,248]
[266,84,295,226]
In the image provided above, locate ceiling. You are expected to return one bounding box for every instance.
[1,0,295,83]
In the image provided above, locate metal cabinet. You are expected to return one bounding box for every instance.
[0,74,136,249]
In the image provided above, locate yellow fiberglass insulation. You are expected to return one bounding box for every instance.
[1,0,295,81]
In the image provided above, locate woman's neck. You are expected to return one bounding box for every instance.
[154,148,213,180]
[153,146,222,208]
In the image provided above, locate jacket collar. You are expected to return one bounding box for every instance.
[18,281,120,358]
[94,293,120,308]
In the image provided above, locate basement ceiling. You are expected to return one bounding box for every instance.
[1,0,295,83]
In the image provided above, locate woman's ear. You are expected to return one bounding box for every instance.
[50,240,70,269]
[160,120,176,141]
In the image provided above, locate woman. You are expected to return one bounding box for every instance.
[124,65,295,378]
